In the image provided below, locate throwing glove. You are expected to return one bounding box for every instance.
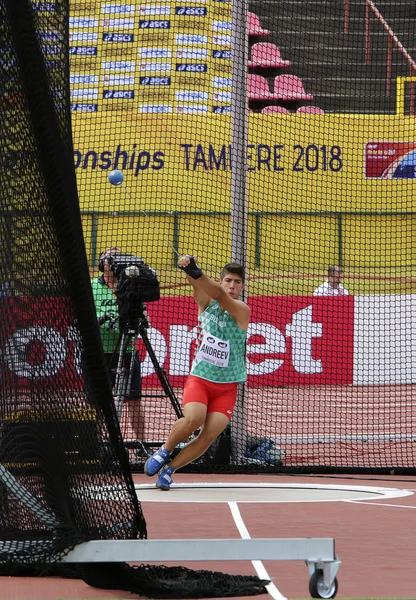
[180,256,203,280]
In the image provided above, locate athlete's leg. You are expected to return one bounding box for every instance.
[169,411,229,471]
[145,376,208,476]
[163,402,207,453]
[169,380,237,470]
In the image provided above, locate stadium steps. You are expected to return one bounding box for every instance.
[249,0,416,113]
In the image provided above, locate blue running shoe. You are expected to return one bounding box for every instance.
[156,465,175,491]
[144,447,170,476]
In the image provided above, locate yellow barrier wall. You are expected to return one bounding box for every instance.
[73,114,415,270]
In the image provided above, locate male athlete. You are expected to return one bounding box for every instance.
[144,255,250,490]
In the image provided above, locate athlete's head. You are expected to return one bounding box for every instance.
[220,263,245,298]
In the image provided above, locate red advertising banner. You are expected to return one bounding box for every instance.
[1,295,354,391]
[143,295,355,387]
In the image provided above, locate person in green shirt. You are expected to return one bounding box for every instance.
[144,255,251,490]
[91,248,142,433]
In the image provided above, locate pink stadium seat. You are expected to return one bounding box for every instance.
[273,74,314,101]
[248,12,269,36]
[261,105,290,114]
[248,74,273,100]
[248,43,291,68]
[296,105,325,114]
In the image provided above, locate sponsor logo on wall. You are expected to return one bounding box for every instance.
[71,103,98,112]
[103,75,135,85]
[103,89,135,99]
[176,90,208,101]
[176,63,208,73]
[69,46,98,55]
[365,141,416,179]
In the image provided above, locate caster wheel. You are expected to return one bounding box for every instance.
[309,570,338,598]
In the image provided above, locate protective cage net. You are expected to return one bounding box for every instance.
[1,0,415,531]
[0,0,271,596]
[71,0,415,475]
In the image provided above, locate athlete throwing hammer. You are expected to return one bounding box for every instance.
[144,255,251,490]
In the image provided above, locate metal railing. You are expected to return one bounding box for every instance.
[344,0,416,106]
[82,209,415,270]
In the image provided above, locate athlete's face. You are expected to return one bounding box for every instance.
[220,273,244,299]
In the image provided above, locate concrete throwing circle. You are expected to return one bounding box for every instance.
[134,482,413,503]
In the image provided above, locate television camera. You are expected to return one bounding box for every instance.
[106,253,160,334]
[102,253,182,432]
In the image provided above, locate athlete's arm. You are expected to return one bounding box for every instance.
[178,257,211,311]
[185,273,211,313]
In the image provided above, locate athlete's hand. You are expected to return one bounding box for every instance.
[178,255,203,279]
[178,255,197,268]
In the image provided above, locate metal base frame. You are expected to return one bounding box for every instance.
[0,466,341,597]
[0,537,341,592]
[59,537,341,599]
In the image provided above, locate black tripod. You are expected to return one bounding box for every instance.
[112,310,183,457]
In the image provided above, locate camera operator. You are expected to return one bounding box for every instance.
[91,247,146,442]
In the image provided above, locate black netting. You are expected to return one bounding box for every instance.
[0,0,269,597]
[1,0,416,572]
[67,0,414,476]
[0,0,145,560]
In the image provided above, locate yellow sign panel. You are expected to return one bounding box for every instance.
[73,114,416,214]
[68,0,234,114]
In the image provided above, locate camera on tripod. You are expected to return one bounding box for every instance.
[106,253,160,334]
[102,252,183,457]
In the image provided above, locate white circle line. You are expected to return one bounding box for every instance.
[134,482,414,503]
[347,500,416,509]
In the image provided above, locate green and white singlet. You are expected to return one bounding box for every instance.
[191,300,247,383]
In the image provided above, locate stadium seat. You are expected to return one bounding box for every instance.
[248,43,291,68]
[248,74,273,100]
[261,105,290,114]
[273,74,314,100]
[248,12,270,36]
[296,105,325,114]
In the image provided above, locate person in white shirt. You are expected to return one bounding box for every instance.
[313,265,349,296]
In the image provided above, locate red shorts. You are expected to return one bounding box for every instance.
[182,375,238,419]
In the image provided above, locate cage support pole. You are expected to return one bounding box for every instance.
[230,0,249,464]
